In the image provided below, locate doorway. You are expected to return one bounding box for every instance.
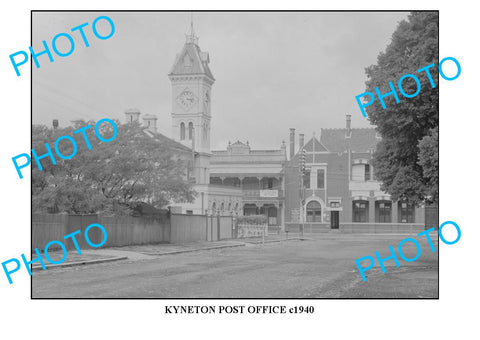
[330,211,339,229]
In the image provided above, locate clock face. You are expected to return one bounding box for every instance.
[177,90,197,111]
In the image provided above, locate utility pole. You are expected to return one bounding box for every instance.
[299,147,306,238]
[191,126,195,183]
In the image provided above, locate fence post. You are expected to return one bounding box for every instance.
[262,224,265,245]
[205,214,208,241]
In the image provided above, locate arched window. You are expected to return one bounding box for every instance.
[188,122,194,140]
[180,122,185,140]
[211,202,216,215]
[375,200,392,223]
[398,201,415,223]
[353,200,369,222]
[306,200,322,222]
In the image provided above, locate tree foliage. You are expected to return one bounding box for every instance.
[32,120,196,214]
[364,12,439,204]
[418,126,439,203]
[237,215,268,225]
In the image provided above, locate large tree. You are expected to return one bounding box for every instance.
[32,120,195,214]
[364,12,439,205]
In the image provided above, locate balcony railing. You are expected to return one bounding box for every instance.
[243,189,284,198]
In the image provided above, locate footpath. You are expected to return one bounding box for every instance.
[32,234,307,271]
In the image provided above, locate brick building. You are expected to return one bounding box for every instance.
[284,115,425,231]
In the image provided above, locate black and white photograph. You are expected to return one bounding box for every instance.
[29,11,439,299]
[1,1,477,339]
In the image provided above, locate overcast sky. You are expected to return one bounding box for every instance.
[32,11,409,150]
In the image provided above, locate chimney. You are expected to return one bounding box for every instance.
[125,108,141,123]
[142,115,158,133]
[299,133,305,151]
[346,114,352,135]
[280,140,287,159]
[289,128,295,159]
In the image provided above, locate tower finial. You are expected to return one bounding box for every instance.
[186,13,198,44]
[190,13,194,36]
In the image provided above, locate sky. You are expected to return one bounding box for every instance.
[32,11,409,150]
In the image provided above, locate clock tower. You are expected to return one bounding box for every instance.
[169,23,214,154]
[169,22,215,184]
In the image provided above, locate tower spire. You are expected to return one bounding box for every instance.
[186,13,199,45]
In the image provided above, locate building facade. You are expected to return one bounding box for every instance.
[284,115,425,231]
[209,140,287,226]
[127,23,425,230]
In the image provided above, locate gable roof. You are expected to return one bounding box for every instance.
[169,41,214,80]
[304,137,329,152]
[320,128,378,153]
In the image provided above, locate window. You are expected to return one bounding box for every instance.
[306,200,322,222]
[188,122,194,140]
[180,122,185,140]
[375,201,392,223]
[317,169,325,189]
[303,170,311,189]
[353,200,368,222]
[365,164,370,181]
[330,201,340,208]
[399,202,415,223]
[186,210,193,215]
[352,163,370,181]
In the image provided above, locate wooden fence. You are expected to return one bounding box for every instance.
[32,213,235,251]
